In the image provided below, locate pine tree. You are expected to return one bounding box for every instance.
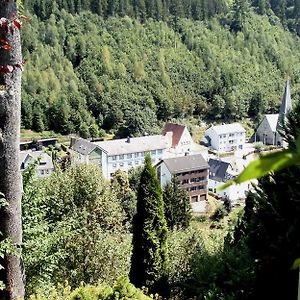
[130,154,169,296]
[231,0,249,32]
[163,176,191,231]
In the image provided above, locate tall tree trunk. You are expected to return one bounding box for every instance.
[0,1,25,299]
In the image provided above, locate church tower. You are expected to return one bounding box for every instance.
[275,80,292,147]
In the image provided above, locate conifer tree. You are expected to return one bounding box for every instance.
[163,176,191,231]
[234,99,300,300]
[130,154,169,296]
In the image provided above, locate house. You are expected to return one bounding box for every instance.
[256,80,292,146]
[156,154,209,202]
[71,135,171,179]
[255,114,279,145]
[70,123,197,179]
[162,123,193,154]
[71,138,103,167]
[208,158,249,203]
[20,150,54,177]
[93,135,171,179]
[204,123,246,152]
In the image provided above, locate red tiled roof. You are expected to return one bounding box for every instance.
[162,123,186,148]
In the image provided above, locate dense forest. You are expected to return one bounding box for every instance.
[20,0,300,138]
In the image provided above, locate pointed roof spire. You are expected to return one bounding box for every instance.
[276,80,292,132]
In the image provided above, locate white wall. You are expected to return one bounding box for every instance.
[176,127,193,154]
[256,118,275,145]
[208,179,249,203]
[157,162,172,188]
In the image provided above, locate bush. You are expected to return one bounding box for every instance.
[29,277,151,300]
[210,205,227,222]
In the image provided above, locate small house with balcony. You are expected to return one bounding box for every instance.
[156,154,209,202]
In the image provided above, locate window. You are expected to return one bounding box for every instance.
[151,150,156,155]
[134,152,139,158]
[113,163,117,168]
[112,155,117,160]
[182,179,189,184]
[141,152,146,157]
[41,170,45,175]
[229,133,234,137]
[135,160,139,165]
[119,162,124,167]
[127,153,133,159]
[46,169,49,174]
[158,149,163,154]
[197,185,204,190]
[128,161,132,166]
[119,154,124,160]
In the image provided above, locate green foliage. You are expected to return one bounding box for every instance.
[130,154,169,296]
[20,6,300,136]
[162,176,191,231]
[111,170,137,226]
[23,164,131,295]
[230,99,300,299]
[29,277,151,300]
[210,204,227,222]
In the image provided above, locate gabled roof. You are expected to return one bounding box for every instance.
[72,139,98,155]
[160,154,209,174]
[208,158,232,182]
[94,135,170,156]
[209,123,246,135]
[265,114,279,132]
[20,151,54,170]
[162,123,186,148]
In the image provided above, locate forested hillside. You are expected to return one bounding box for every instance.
[21,0,300,137]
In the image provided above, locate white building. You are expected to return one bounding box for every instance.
[70,123,196,179]
[20,151,54,178]
[204,123,246,152]
[208,158,250,203]
[256,80,292,147]
[94,135,171,179]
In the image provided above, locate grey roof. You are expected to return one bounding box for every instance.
[94,135,170,156]
[161,154,209,174]
[265,114,279,132]
[20,150,54,170]
[277,80,292,131]
[208,158,232,182]
[209,123,246,135]
[72,139,98,155]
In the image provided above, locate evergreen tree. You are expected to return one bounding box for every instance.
[231,0,249,32]
[163,176,191,231]
[130,154,169,296]
[234,99,300,300]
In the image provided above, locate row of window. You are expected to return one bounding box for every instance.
[182,177,206,185]
[110,149,163,161]
[219,132,244,139]
[186,185,205,192]
[176,169,207,177]
[111,158,156,168]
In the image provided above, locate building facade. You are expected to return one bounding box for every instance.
[204,123,246,152]
[71,123,196,179]
[156,154,209,202]
[20,150,54,178]
[208,158,249,203]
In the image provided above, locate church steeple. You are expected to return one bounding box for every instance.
[276,80,292,132]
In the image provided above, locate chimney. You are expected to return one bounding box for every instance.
[126,136,130,143]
